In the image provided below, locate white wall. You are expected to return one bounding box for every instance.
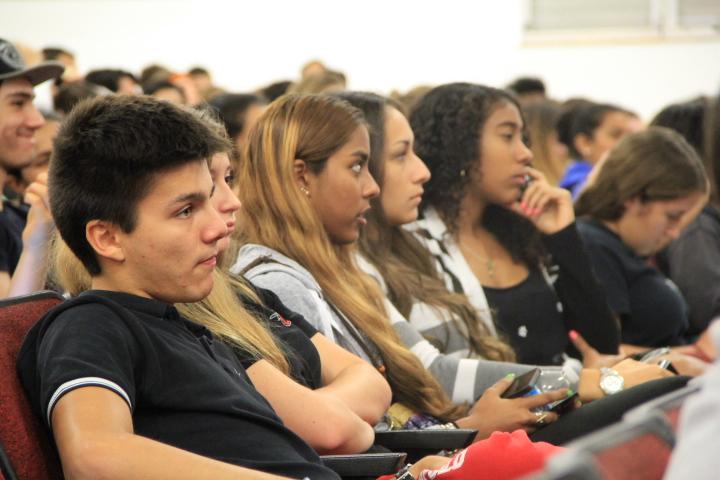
[2,0,720,120]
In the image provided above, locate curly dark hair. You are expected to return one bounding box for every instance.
[410,83,546,267]
[410,83,514,230]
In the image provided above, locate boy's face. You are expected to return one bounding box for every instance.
[0,77,45,169]
[113,160,228,303]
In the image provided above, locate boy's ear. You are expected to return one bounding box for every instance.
[293,159,310,189]
[85,220,126,264]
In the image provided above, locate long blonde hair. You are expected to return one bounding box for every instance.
[238,93,465,420]
[50,235,290,374]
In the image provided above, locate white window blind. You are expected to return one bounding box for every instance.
[524,0,720,37]
[677,0,720,29]
[525,0,653,30]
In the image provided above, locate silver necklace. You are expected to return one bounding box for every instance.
[461,241,497,281]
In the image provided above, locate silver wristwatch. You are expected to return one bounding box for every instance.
[599,367,624,395]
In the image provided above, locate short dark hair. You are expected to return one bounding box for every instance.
[144,80,186,102]
[50,95,231,275]
[208,93,266,140]
[140,64,172,86]
[258,80,293,102]
[650,97,708,156]
[189,67,210,76]
[53,81,104,115]
[565,102,631,158]
[42,47,74,61]
[85,69,138,93]
[555,98,593,154]
[506,77,546,96]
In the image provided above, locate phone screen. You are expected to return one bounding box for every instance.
[546,391,579,415]
[501,368,540,399]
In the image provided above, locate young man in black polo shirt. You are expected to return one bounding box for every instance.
[18,95,339,480]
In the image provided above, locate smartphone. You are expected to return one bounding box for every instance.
[546,391,579,415]
[518,174,533,201]
[501,368,540,399]
[657,359,679,375]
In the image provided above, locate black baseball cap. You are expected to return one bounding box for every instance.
[0,38,64,86]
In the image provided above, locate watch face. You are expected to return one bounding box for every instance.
[603,377,623,393]
[600,370,624,394]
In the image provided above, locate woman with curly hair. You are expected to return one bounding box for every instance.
[407,83,620,366]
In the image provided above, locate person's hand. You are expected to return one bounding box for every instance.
[569,330,626,369]
[21,172,55,249]
[654,352,709,377]
[579,358,674,403]
[510,168,574,235]
[673,324,717,362]
[456,375,568,440]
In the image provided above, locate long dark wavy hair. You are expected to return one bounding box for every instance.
[410,82,546,267]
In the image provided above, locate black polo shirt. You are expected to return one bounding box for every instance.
[240,286,322,389]
[17,290,338,480]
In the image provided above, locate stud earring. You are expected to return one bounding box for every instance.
[459,169,466,177]
[300,186,310,197]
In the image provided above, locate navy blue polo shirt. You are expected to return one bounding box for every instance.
[0,200,28,274]
[17,290,339,479]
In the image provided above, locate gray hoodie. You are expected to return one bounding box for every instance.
[231,244,376,364]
